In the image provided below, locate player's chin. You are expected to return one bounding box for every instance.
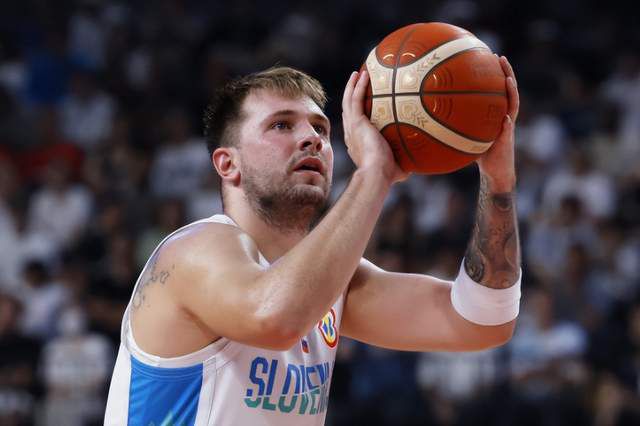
[288,182,329,206]
[293,183,327,198]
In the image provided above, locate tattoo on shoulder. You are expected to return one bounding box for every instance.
[132,253,176,309]
[464,175,520,289]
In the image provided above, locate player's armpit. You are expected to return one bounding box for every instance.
[341,259,514,352]
[161,222,301,351]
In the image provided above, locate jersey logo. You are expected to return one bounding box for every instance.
[317,309,338,348]
[301,338,310,353]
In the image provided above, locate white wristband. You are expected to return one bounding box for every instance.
[450,261,521,326]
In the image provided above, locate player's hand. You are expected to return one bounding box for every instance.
[342,70,408,184]
[476,56,519,192]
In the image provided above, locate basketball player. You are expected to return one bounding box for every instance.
[105,56,521,425]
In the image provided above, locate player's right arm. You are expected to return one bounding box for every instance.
[161,71,403,351]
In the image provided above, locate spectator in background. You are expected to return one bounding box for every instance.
[82,115,150,206]
[0,292,42,426]
[601,52,640,171]
[516,96,567,169]
[513,96,567,224]
[416,348,500,426]
[0,199,60,294]
[557,70,598,140]
[590,221,639,313]
[71,199,134,346]
[526,196,598,282]
[507,287,589,425]
[27,159,93,251]
[60,70,115,151]
[548,243,621,331]
[586,101,625,179]
[74,197,129,266]
[345,342,426,426]
[542,149,616,220]
[592,297,640,426]
[67,2,107,70]
[41,306,112,426]
[149,107,212,199]
[87,232,137,345]
[16,260,68,341]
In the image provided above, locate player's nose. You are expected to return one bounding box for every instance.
[297,125,323,154]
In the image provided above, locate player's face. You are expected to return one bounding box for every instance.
[236,90,334,222]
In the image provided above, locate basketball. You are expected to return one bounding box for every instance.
[363,22,508,174]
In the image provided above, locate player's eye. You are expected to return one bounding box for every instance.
[271,121,292,131]
[313,124,328,135]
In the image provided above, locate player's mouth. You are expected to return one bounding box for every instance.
[292,157,325,176]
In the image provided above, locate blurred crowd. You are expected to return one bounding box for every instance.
[1,0,639,425]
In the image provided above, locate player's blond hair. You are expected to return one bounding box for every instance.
[203,66,327,154]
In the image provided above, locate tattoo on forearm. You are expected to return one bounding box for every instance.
[464,174,520,289]
[132,253,175,309]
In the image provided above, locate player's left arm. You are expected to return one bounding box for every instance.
[341,56,521,352]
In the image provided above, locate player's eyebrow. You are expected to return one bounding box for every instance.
[261,109,330,129]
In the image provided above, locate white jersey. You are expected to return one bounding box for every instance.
[105,214,344,426]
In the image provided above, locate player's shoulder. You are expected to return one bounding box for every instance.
[157,219,261,268]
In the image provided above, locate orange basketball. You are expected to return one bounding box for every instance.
[363,22,507,174]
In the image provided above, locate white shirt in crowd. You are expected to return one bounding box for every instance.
[60,92,115,151]
[27,185,93,250]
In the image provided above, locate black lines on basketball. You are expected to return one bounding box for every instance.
[444,67,454,89]
[394,123,417,167]
[390,27,419,168]
[423,91,506,96]
[369,91,506,99]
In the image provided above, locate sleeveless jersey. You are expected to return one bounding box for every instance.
[104,214,344,425]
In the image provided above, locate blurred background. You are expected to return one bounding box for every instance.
[0,0,639,425]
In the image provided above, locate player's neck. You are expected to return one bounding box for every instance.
[224,203,307,263]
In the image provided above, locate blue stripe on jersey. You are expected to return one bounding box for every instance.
[127,356,203,426]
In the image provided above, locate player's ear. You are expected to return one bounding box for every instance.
[212,147,240,185]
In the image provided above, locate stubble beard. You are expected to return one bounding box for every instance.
[242,165,330,234]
